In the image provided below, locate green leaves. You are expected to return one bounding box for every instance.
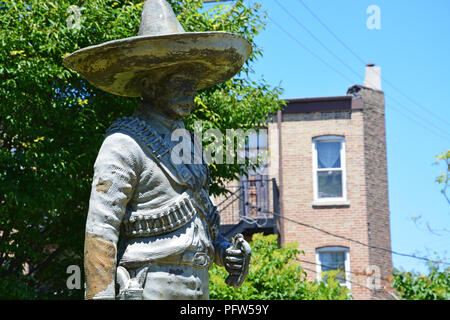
[209,234,350,300]
[0,0,141,299]
[392,265,450,300]
[0,0,284,299]
[187,78,285,195]
[435,150,450,205]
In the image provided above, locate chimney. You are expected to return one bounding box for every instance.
[364,63,382,91]
[347,63,392,295]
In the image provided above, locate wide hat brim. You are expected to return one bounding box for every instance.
[63,32,251,97]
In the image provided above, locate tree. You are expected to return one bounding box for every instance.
[0,0,284,299]
[436,150,450,206]
[391,264,450,300]
[209,233,351,300]
[395,150,450,300]
[410,149,450,235]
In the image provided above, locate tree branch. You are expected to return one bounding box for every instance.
[28,246,64,276]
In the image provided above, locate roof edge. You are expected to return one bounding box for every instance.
[281,95,363,114]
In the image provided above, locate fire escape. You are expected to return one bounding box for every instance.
[218,175,280,241]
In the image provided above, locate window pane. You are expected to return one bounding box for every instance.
[318,171,343,198]
[322,270,346,285]
[319,251,346,284]
[317,141,341,169]
[246,131,268,174]
[258,131,268,149]
[246,131,268,150]
[247,132,258,149]
[319,251,345,270]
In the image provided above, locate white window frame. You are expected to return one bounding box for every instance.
[315,246,351,290]
[245,129,268,175]
[312,136,348,204]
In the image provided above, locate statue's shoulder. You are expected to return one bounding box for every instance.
[105,116,152,137]
[100,117,139,146]
[93,117,150,165]
[105,116,156,145]
[104,116,169,163]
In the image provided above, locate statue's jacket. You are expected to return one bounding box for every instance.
[84,110,227,299]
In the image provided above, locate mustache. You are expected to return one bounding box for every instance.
[171,97,195,108]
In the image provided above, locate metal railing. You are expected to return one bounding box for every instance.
[217,176,279,229]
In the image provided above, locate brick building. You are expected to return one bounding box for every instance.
[218,64,393,300]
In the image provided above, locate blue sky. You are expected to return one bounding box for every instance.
[208,0,450,273]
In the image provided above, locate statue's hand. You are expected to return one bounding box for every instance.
[224,234,251,288]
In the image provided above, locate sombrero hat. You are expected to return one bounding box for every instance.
[63,0,252,97]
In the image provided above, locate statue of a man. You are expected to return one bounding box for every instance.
[63,0,252,300]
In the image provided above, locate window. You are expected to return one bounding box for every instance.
[312,136,347,203]
[316,247,351,289]
[241,130,269,217]
[245,129,268,175]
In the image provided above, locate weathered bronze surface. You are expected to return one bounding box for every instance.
[63,0,251,97]
[84,233,117,300]
[65,0,252,300]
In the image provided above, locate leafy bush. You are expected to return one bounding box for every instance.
[209,233,351,300]
[0,0,283,299]
[392,265,450,300]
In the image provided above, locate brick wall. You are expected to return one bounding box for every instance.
[348,86,393,292]
[217,90,393,300]
[270,108,375,299]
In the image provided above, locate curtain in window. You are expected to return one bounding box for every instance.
[319,251,345,270]
[317,141,341,168]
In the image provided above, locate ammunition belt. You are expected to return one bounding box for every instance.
[122,195,196,238]
[105,116,203,191]
[107,117,218,240]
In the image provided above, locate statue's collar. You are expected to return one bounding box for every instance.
[134,105,184,131]
[149,109,184,131]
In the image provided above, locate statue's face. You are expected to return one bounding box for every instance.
[161,74,197,119]
[142,73,197,120]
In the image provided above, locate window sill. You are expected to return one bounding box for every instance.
[312,200,350,208]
